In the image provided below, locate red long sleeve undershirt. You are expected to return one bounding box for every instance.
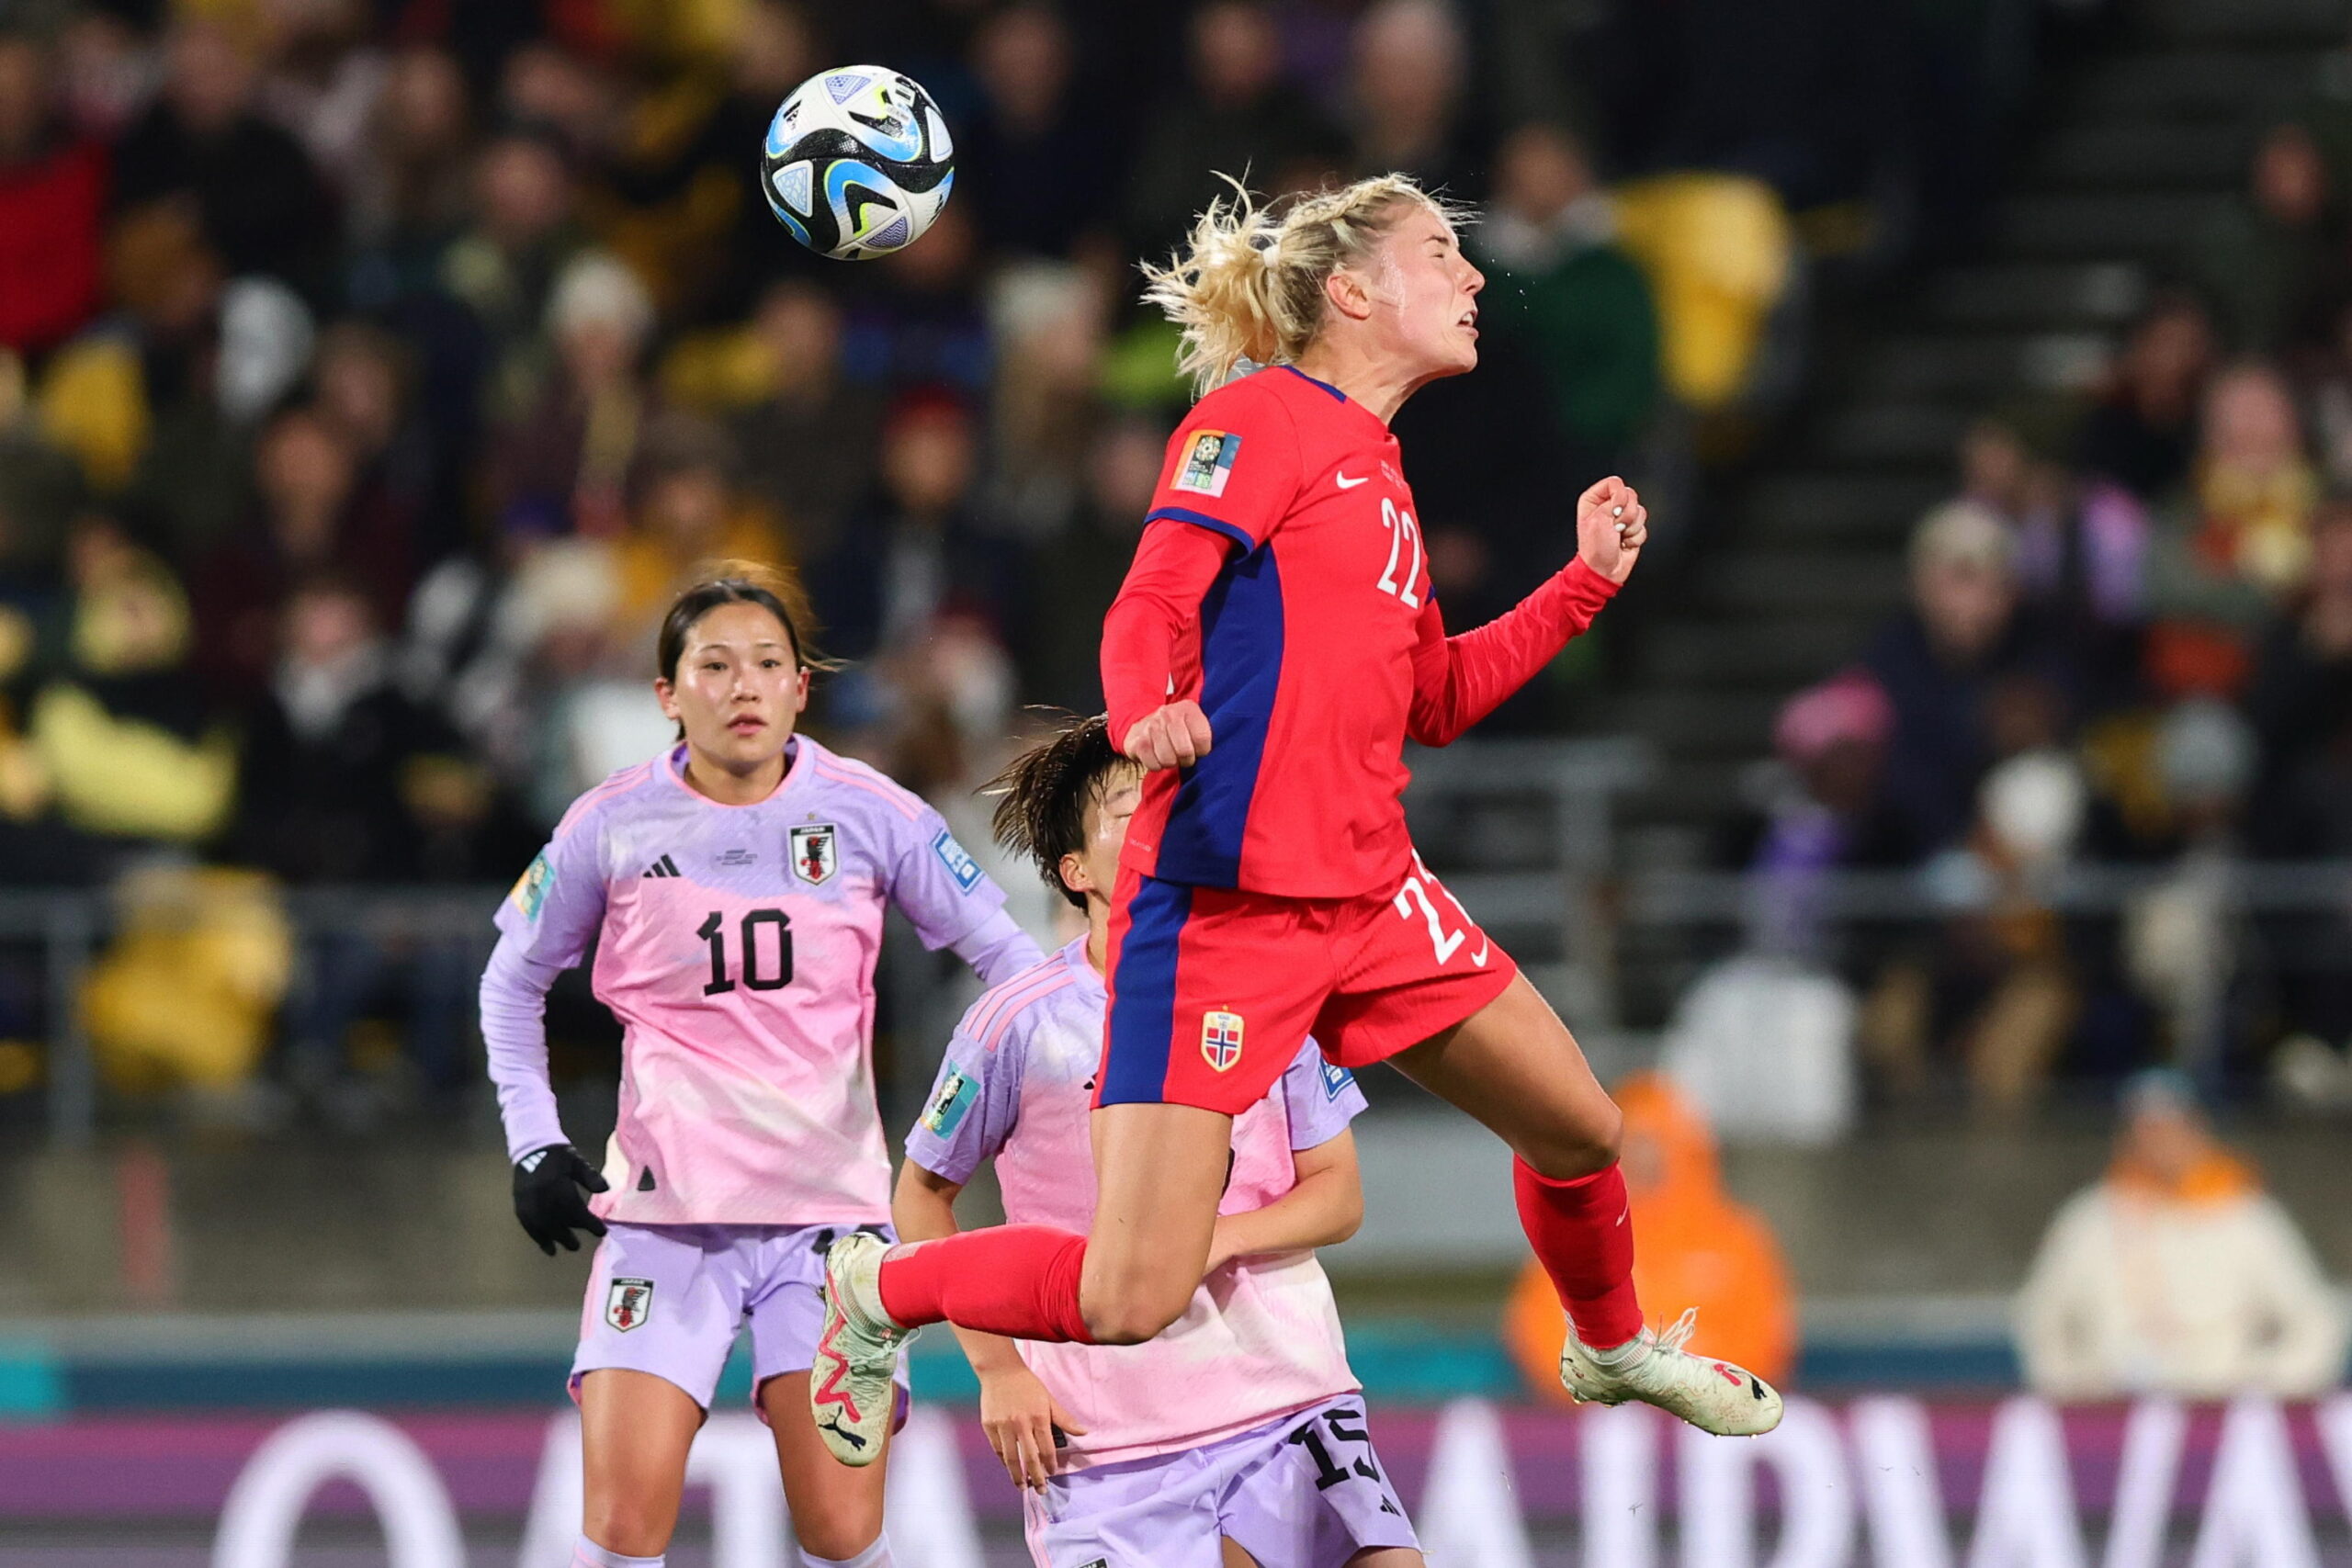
[1406,554,1621,744]
[1100,522,1621,749]
[1101,521,1229,743]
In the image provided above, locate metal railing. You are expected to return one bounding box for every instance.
[0,740,1660,1147]
[14,742,2341,1145]
[0,887,504,1147]
[1610,855,2352,1082]
[1402,737,1654,1029]
[1625,859,2352,923]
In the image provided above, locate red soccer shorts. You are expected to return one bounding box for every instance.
[1096,851,1519,1114]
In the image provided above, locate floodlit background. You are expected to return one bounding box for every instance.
[3,0,2352,1562]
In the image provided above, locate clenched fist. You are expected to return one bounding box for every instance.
[1574,476,1649,585]
[1120,700,1215,772]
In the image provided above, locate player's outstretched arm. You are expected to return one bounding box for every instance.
[893,1164,1089,1489]
[1204,1129,1365,1271]
[944,906,1047,985]
[1407,477,1646,747]
[1102,520,1230,768]
[481,932,613,1255]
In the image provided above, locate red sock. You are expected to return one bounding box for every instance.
[876,1225,1097,1343]
[1513,1157,1645,1348]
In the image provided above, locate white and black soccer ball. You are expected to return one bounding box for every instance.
[759,65,955,261]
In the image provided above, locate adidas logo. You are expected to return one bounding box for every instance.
[641,854,682,878]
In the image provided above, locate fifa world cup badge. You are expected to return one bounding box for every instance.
[1172,430,1239,498]
[790,823,839,886]
[1201,1010,1245,1072]
[605,1277,655,1333]
[922,1067,977,1136]
[509,852,553,920]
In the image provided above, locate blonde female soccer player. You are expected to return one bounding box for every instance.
[479,566,1043,1568]
[812,176,1781,1461]
[898,717,1421,1568]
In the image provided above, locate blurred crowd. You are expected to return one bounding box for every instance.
[1,0,2033,1120]
[1497,1066,2350,1402]
[1733,107,2352,1122]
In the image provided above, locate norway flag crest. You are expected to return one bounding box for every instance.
[1201,1010,1245,1073]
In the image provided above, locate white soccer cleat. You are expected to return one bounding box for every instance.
[809,1231,914,1465]
[1558,1308,1783,1437]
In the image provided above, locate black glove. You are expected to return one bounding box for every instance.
[513,1144,610,1255]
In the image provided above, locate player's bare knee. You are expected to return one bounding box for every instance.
[1083,1280,1191,1346]
[1590,1099,1624,1164]
[1521,1100,1623,1180]
[1086,1299,1184,1345]
[793,1510,882,1562]
[582,1500,671,1560]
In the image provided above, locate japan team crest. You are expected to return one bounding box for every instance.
[605,1276,655,1333]
[790,823,839,886]
[1201,1010,1245,1073]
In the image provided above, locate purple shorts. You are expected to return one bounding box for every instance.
[1023,1395,1418,1568]
[572,1220,910,1418]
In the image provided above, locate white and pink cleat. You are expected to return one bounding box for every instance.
[1557,1307,1784,1437]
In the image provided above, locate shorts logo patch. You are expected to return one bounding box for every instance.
[1201,1010,1245,1073]
[605,1277,654,1333]
[510,852,554,920]
[1172,430,1239,498]
[1320,1061,1355,1100]
[790,823,839,886]
[933,829,983,892]
[922,1066,977,1137]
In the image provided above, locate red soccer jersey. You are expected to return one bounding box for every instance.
[1114,365,1448,897]
[1105,364,1620,897]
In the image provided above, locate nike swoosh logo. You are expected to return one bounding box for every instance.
[1470,941,1491,967]
[1335,472,1369,490]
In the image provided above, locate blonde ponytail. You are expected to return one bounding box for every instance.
[1141,172,1451,396]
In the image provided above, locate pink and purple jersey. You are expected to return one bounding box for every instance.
[483,737,1042,1227]
[904,937,1369,1467]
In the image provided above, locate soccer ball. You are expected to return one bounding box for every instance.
[759,65,955,261]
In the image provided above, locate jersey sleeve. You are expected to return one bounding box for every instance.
[491,809,609,971]
[481,808,611,1162]
[902,1010,1026,1186]
[1278,1039,1368,1151]
[1143,380,1304,552]
[1408,558,1620,747]
[1100,520,1230,743]
[888,803,1012,951]
[947,907,1048,986]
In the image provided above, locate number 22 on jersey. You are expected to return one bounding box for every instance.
[1375,496,1424,607]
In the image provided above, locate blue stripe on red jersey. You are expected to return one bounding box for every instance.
[1144,505,1254,552]
[1156,547,1283,886]
[1276,364,1348,401]
[1102,877,1193,1104]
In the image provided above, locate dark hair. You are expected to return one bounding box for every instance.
[986,714,1132,910]
[654,559,830,682]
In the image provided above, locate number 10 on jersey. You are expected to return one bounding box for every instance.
[698,909,794,995]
